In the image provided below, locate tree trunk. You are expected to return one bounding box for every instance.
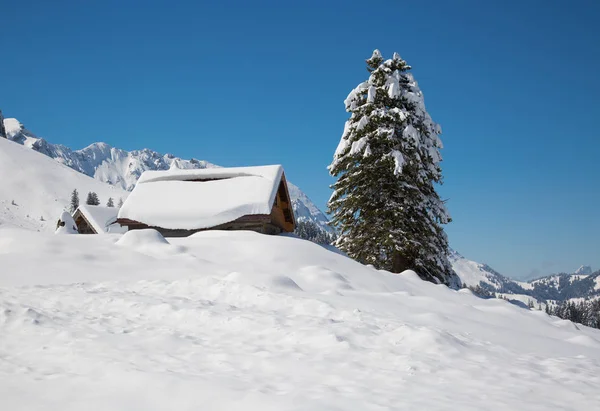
[392,250,411,273]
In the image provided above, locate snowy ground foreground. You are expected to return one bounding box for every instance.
[1,229,599,411]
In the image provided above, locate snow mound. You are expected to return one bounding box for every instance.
[55,211,78,234]
[116,228,169,246]
[566,334,600,348]
[294,265,354,293]
[270,275,304,291]
[117,228,170,248]
[115,229,187,258]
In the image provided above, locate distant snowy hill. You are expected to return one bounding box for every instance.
[527,270,600,301]
[4,117,332,234]
[0,137,128,231]
[4,118,216,191]
[451,250,600,303]
[575,265,593,275]
[449,250,529,293]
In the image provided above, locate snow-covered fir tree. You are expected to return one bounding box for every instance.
[328,50,458,286]
[106,197,114,207]
[549,299,600,329]
[86,191,100,206]
[70,189,80,212]
[117,198,124,208]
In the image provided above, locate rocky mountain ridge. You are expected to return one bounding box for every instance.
[450,251,599,303]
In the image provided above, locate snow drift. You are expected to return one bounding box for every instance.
[0,228,599,410]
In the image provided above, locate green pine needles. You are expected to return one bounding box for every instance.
[328,50,459,286]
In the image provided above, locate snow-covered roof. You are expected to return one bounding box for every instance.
[136,165,283,184]
[118,165,286,230]
[75,205,120,234]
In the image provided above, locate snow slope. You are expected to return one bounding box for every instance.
[0,138,128,232]
[0,228,599,410]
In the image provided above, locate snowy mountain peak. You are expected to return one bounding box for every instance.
[3,117,220,191]
[287,182,334,234]
[574,265,592,275]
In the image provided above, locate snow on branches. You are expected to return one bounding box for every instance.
[328,50,457,286]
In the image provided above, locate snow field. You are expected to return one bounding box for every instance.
[0,228,599,410]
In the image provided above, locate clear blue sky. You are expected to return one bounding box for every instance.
[2,0,599,279]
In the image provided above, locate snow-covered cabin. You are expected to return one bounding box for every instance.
[73,205,125,234]
[116,165,296,237]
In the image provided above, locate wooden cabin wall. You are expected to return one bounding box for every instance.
[143,222,281,237]
[117,172,297,236]
[272,181,295,233]
[75,216,96,234]
[118,214,282,237]
[271,207,290,232]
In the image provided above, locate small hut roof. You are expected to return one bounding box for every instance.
[118,165,287,230]
[75,205,120,234]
